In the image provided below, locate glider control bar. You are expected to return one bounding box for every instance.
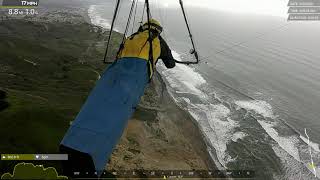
[175,0,199,65]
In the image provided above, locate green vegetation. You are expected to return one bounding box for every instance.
[0,18,122,174]
[1,162,68,179]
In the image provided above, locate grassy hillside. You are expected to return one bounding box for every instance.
[0,10,215,178]
[0,17,122,174]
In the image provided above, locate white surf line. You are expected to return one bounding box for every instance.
[159,52,236,170]
[23,59,37,66]
[305,128,317,178]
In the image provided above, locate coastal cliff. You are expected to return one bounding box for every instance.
[108,71,217,171]
[0,6,216,177]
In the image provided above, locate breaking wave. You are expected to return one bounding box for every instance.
[86,4,320,176]
[158,51,320,179]
[88,5,120,32]
[235,100,320,178]
[235,100,275,118]
[158,51,247,169]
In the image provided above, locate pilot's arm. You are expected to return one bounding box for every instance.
[158,36,176,68]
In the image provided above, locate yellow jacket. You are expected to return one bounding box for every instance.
[118,30,161,78]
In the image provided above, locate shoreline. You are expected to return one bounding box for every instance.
[84,4,220,172]
[158,76,226,172]
[154,71,219,170]
[106,71,220,172]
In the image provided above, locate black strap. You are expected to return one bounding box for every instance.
[142,22,163,33]
[145,0,154,80]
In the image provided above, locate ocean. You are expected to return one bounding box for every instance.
[88,1,320,179]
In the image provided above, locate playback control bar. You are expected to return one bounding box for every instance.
[73,170,255,179]
[1,154,68,161]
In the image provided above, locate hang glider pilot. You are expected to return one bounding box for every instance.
[59,19,176,177]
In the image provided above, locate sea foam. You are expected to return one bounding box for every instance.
[158,51,246,168]
[88,5,120,32]
[235,99,320,178]
[235,100,275,118]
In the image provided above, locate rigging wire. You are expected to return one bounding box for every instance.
[103,0,136,64]
[103,0,121,64]
[103,0,200,65]
[131,0,139,34]
[102,0,290,66]
[122,0,136,41]
[114,0,137,64]
[140,2,146,24]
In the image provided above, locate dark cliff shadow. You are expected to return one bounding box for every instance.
[0,90,9,112]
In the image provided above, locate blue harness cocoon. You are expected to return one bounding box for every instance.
[61,58,148,174]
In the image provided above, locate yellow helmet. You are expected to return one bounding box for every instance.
[142,18,163,34]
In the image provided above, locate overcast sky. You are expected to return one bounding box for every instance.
[157,0,288,17]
